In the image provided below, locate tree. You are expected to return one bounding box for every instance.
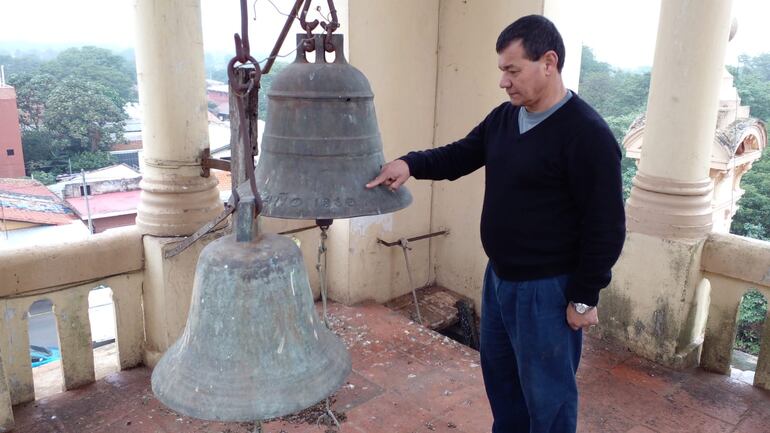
[0,53,43,81]
[69,151,117,172]
[729,53,770,124]
[579,46,650,200]
[29,170,57,186]
[731,147,770,240]
[257,60,289,121]
[44,78,126,152]
[11,72,56,130]
[42,46,137,106]
[736,289,768,355]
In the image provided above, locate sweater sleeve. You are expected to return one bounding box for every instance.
[397,112,490,181]
[565,124,626,305]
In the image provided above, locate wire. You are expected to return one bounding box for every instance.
[255,37,310,65]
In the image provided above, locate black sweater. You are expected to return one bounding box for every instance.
[400,95,626,305]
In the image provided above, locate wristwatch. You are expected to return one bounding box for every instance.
[571,302,595,314]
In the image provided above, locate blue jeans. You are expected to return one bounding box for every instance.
[480,264,582,433]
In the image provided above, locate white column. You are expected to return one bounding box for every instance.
[626,0,734,238]
[134,0,222,236]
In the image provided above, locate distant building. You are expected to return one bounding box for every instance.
[109,103,144,170]
[50,164,142,233]
[110,102,233,170]
[0,178,88,249]
[0,72,25,178]
[206,83,229,107]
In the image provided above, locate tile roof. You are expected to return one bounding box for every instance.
[0,178,80,226]
[66,190,141,218]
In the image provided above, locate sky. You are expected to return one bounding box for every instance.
[0,0,767,69]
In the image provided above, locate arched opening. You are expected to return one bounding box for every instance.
[89,285,119,379]
[731,288,767,384]
[28,298,63,399]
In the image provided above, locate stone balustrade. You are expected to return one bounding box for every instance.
[701,232,770,390]
[0,226,144,430]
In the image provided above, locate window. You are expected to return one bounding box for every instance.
[6,149,13,156]
[79,185,92,196]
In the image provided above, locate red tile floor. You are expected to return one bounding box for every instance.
[13,301,770,433]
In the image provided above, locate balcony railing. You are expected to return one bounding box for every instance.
[701,232,770,390]
[0,226,144,430]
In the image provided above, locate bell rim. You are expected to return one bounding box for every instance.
[150,334,352,422]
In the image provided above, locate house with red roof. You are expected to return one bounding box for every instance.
[0,178,89,249]
[51,164,142,233]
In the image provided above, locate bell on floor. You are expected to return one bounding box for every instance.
[150,228,351,421]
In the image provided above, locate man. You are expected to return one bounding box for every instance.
[366,15,626,433]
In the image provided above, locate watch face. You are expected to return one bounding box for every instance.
[574,303,590,314]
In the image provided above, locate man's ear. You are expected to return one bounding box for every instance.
[542,50,559,75]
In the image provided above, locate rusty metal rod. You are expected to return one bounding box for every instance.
[400,238,423,325]
[376,230,449,248]
[278,224,319,235]
[262,0,305,74]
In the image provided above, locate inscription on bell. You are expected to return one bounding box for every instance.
[264,193,357,209]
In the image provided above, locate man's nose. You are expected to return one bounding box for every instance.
[499,75,511,89]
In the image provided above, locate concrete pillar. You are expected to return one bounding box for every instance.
[134,0,222,236]
[626,0,734,238]
[141,231,225,367]
[601,0,735,369]
[133,0,226,365]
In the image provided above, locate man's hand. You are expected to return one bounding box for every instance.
[366,159,411,191]
[566,304,599,331]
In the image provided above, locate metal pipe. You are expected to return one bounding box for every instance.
[377,230,449,247]
[262,0,305,74]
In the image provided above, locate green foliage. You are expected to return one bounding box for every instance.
[44,78,127,152]
[579,47,649,199]
[7,46,136,181]
[736,290,768,356]
[69,151,117,172]
[41,46,137,105]
[579,47,650,131]
[29,171,57,186]
[21,130,57,164]
[731,147,770,241]
[621,153,638,202]
[11,72,56,130]
[258,61,289,121]
[729,53,770,123]
[0,53,43,81]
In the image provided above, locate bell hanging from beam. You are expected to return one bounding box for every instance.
[255,33,412,219]
[151,192,352,421]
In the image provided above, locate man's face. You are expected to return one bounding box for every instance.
[497,40,550,110]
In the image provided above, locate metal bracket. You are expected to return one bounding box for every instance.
[200,148,232,178]
[377,230,449,325]
[164,181,253,259]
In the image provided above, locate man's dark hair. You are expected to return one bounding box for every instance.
[496,15,565,72]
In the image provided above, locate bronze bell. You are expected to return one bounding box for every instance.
[255,33,412,219]
[151,206,351,421]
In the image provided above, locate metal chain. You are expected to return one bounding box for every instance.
[399,238,424,325]
[314,224,342,432]
[316,396,341,432]
[252,420,263,433]
[316,226,330,329]
[228,0,263,215]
